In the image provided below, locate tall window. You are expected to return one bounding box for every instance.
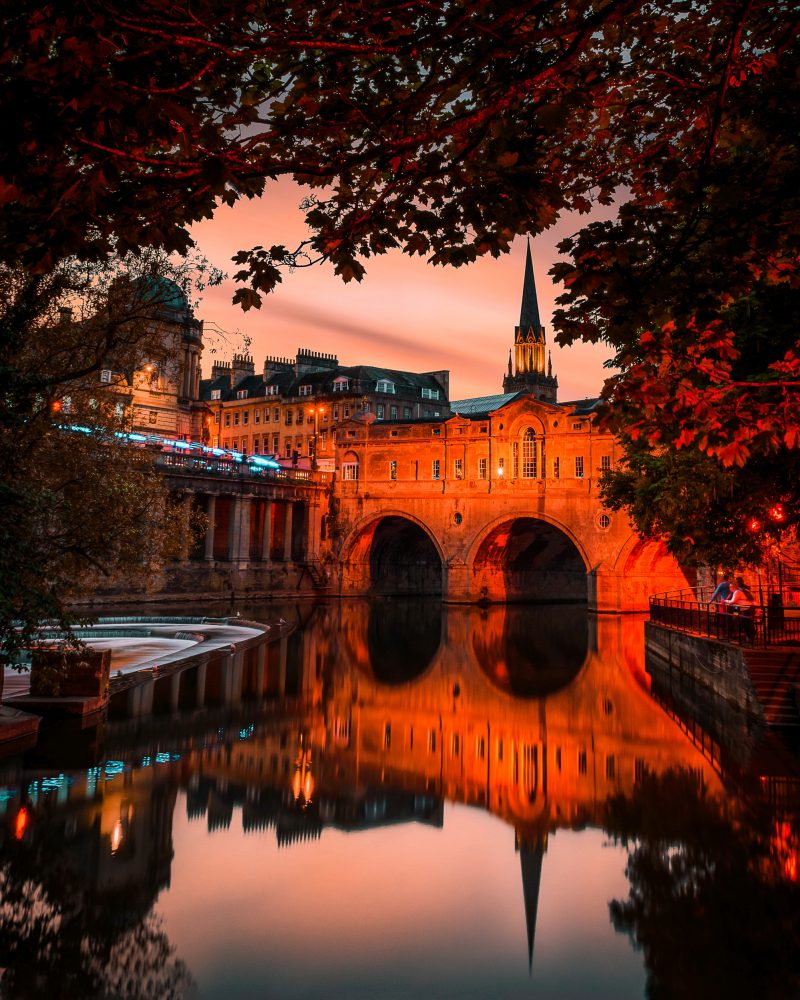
[390,405,398,420]
[553,457,560,479]
[432,459,440,480]
[389,460,397,480]
[601,454,611,472]
[575,455,584,478]
[478,457,487,480]
[454,458,463,479]
[376,404,384,419]
[341,451,359,480]
[522,428,537,477]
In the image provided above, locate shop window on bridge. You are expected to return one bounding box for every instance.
[454,458,463,479]
[522,428,537,477]
[553,457,560,478]
[341,451,359,480]
[575,455,584,478]
[601,454,611,472]
[432,459,440,480]
[478,457,487,479]
[389,460,397,480]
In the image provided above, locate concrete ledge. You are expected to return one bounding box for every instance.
[0,706,41,757]
[645,621,764,720]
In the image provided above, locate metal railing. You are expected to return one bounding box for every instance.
[649,588,800,647]
[155,452,331,485]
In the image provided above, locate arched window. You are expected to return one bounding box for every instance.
[341,450,359,481]
[522,428,537,478]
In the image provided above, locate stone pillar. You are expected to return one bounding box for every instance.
[227,497,240,561]
[283,501,294,563]
[204,495,216,561]
[261,499,273,563]
[179,493,192,561]
[236,496,252,564]
[128,680,154,719]
[170,672,182,712]
[196,661,208,708]
[305,501,319,562]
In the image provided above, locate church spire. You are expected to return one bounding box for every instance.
[519,238,542,335]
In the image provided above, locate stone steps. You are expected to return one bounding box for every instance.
[743,649,800,727]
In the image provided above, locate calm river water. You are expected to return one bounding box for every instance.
[0,600,798,999]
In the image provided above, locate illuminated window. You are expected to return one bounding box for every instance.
[211,388,221,400]
[389,461,397,480]
[99,369,112,383]
[478,457,487,479]
[376,404,384,419]
[333,377,349,392]
[522,428,537,477]
[454,458,463,479]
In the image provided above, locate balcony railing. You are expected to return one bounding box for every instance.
[155,452,331,485]
[649,588,800,647]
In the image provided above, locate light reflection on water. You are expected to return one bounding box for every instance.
[0,600,797,999]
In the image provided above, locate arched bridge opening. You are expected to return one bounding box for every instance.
[341,515,443,597]
[472,517,588,603]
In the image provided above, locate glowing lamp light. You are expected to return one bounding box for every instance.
[769,504,786,522]
[14,807,29,841]
[50,400,62,413]
[110,819,124,855]
[747,518,761,533]
[497,466,504,478]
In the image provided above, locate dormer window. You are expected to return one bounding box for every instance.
[266,384,280,396]
[376,379,395,394]
[236,389,248,399]
[299,384,312,396]
[421,387,440,400]
[99,369,112,384]
[333,377,349,392]
[210,389,221,400]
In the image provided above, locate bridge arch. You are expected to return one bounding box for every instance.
[339,511,445,597]
[466,511,590,603]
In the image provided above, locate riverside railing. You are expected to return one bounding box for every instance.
[649,588,800,647]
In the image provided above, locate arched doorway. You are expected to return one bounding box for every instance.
[471,517,588,602]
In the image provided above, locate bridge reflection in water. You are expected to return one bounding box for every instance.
[0,601,797,998]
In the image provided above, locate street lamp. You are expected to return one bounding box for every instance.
[310,405,325,470]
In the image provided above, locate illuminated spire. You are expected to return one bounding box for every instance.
[519,238,542,335]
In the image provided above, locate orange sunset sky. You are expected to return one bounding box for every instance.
[189,178,614,403]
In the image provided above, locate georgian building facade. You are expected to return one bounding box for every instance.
[202,350,451,467]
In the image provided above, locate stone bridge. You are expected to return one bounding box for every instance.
[331,394,691,612]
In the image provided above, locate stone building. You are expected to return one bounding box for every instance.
[100,277,209,440]
[329,246,691,610]
[202,349,451,468]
